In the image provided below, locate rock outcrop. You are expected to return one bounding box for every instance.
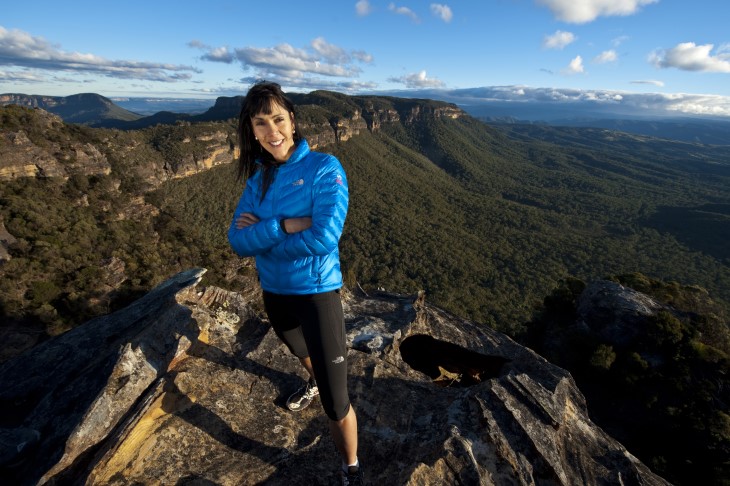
[0,269,671,485]
[576,280,666,347]
[166,131,235,180]
[0,111,112,181]
[0,107,236,186]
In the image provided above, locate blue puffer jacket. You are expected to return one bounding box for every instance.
[228,139,349,295]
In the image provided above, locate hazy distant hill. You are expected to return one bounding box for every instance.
[8,91,729,145]
[118,96,245,128]
[487,115,730,146]
[111,97,215,116]
[0,93,142,125]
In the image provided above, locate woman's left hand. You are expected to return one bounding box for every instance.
[236,212,260,229]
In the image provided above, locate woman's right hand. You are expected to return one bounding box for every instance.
[236,212,260,229]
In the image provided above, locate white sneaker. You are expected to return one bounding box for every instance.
[285,379,319,411]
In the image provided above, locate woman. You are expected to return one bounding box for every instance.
[228,81,362,485]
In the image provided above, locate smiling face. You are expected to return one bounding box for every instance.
[251,101,296,163]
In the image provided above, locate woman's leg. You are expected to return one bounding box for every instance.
[329,404,358,465]
[300,356,315,381]
[298,290,359,466]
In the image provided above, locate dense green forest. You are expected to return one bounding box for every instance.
[1,101,729,484]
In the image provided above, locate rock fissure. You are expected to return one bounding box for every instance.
[399,333,509,387]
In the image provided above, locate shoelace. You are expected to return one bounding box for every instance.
[302,384,318,399]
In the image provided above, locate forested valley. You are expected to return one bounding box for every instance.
[1,99,729,484]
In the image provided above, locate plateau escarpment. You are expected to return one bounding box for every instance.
[0,93,463,183]
[0,106,235,185]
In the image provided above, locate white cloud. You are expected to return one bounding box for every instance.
[594,50,618,63]
[562,55,585,74]
[0,69,46,83]
[631,79,665,87]
[352,50,374,64]
[355,0,372,16]
[649,42,730,73]
[660,94,730,116]
[311,37,352,64]
[441,85,730,117]
[543,30,576,50]
[0,26,200,82]
[388,3,420,22]
[431,4,453,22]
[190,41,238,64]
[536,0,659,24]
[196,37,373,90]
[235,44,356,78]
[388,70,445,88]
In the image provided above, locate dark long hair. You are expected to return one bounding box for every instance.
[236,81,303,200]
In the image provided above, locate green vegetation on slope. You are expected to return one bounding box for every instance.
[525,273,729,486]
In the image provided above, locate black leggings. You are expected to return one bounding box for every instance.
[262,289,350,421]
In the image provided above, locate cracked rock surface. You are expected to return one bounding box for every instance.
[0,269,671,485]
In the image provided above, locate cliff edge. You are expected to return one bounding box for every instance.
[0,269,670,485]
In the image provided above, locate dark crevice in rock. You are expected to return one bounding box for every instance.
[399,334,510,388]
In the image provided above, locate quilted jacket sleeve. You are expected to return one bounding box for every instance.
[269,156,348,259]
[227,178,287,257]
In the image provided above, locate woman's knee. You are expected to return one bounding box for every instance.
[325,401,351,421]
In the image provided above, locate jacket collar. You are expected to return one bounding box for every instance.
[256,139,310,167]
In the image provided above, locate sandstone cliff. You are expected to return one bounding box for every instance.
[0,111,111,181]
[0,269,671,485]
[0,95,462,184]
[0,107,236,186]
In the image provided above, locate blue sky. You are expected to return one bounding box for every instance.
[2,0,730,116]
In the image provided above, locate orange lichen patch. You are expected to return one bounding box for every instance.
[87,385,197,483]
[197,325,210,345]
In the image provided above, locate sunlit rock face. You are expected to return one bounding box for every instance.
[0,269,670,485]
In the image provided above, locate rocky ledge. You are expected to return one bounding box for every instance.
[0,269,670,485]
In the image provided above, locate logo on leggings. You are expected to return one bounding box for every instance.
[332,356,344,364]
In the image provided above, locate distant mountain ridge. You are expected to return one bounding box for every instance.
[4,91,730,144]
[0,93,142,125]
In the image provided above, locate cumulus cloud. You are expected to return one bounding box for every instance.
[543,30,576,50]
[649,42,730,73]
[355,0,372,16]
[594,50,618,63]
[388,3,420,22]
[0,26,200,82]
[431,4,453,22]
[536,0,659,24]
[388,70,445,88]
[195,37,374,92]
[189,41,236,63]
[352,50,374,63]
[311,37,352,64]
[562,55,585,74]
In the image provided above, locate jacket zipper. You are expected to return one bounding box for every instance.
[270,165,281,287]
